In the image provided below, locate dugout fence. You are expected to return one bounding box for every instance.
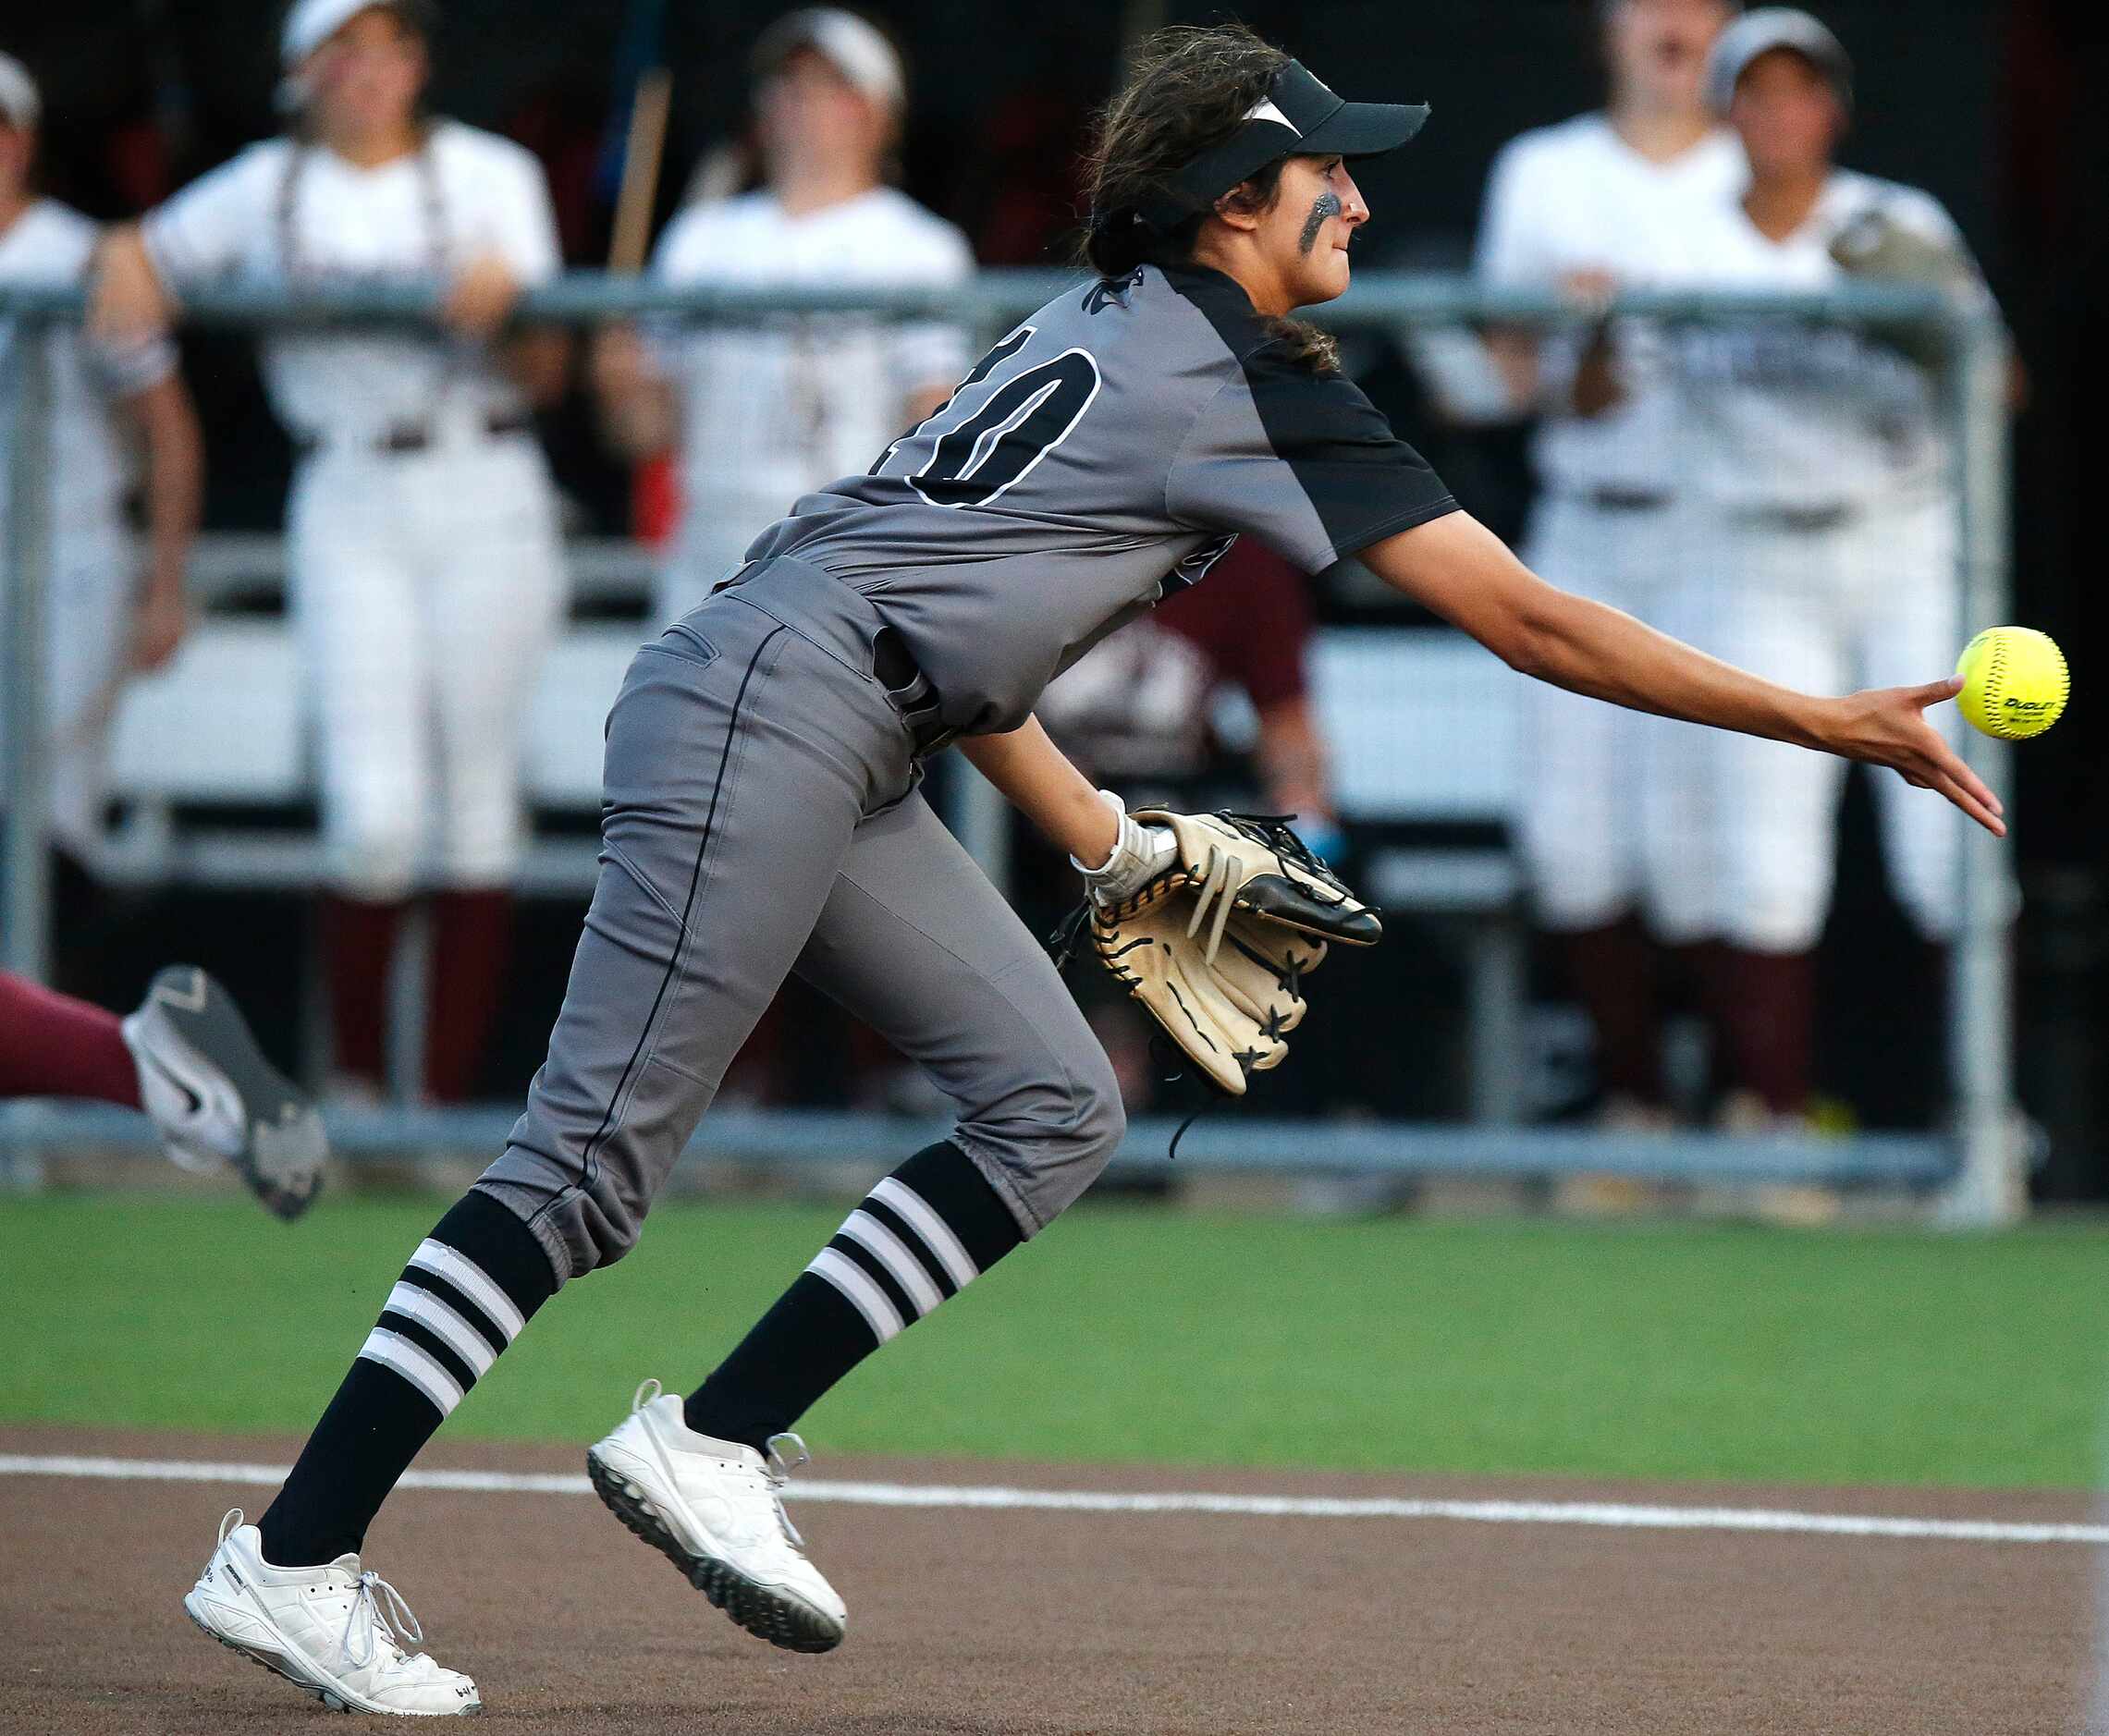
[0,272,2020,1222]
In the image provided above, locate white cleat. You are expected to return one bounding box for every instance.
[183,1511,482,1717]
[122,965,326,1220]
[587,1379,847,1654]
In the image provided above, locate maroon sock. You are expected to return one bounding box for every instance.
[322,894,405,1086]
[1700,946,1816,1115]
[0,970,142,1107]
[1556,918,1664,1105]
[423,888,513,1103]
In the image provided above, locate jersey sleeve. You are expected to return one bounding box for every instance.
[640,207,715,377]
[1166,343,1457,574]
[474,140,562,284]
[888,222,975,397]
[1471,136,1589,402]
[1473,136,1548,287]
[1881,187,1999,315]
[141,145,278,284]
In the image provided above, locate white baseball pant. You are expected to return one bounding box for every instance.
[287,434,564,899]
[1664,494,1964,951]
[1517,490,1708,937]
[43,525,134,861]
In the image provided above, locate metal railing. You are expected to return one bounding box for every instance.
[0,271,2018,1217]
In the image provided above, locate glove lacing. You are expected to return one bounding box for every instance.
[1212,812,1353,899]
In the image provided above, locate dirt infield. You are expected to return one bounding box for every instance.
[1,1424,2093,1734]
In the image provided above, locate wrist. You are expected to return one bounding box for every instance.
[1071,788,1123,870]
[1790,693,1843,754]
[1073,791,1176,905]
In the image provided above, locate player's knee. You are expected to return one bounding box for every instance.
[432,820,521,890]
[327,830,420,902]
[1034,1040,1127,1168]
[955,1047,1126,1230]
[472,1167,644,1284]
[1894,877,1963,946]
[1025,1053,1129,1216]
[324,780,423,899]
[570,1185,648,1277]
[1064,1055,1128,1168]
[1720,899,1825,955]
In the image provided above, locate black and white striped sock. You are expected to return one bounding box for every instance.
[259,1190,557,1565]
[357,1231,533,1417]
[685,1142,1024,1451]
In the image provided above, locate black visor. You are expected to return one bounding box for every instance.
[1135,60,1429,232]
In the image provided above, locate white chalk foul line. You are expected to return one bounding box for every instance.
[1,1453,2102,1547]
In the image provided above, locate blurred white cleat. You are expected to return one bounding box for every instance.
[122,965,325,1219]
[183,1510,481,1717]
[588,1379,847,1653]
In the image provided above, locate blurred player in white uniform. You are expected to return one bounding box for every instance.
[92,0,570,1102]
[592,7,973,628]
[0,53,201,868]
[1662,10,1992,1120]
[1474,0,1744,1122]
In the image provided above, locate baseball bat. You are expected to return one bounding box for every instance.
[608,67,673,274]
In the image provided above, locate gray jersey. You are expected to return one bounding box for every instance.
[745,262,1457,733]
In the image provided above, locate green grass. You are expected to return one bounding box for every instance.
[3,1192,2103,1490]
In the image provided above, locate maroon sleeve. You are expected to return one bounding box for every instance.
[1155,537,1313,710]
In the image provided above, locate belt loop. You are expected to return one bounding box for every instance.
[871,624,951,756]
[1586,486,1673,514]
[871,624,919,693]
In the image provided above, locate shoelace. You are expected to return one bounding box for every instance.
[213,1507,428,1678]
[631,1380,815,1555]
[343,1570,425,1671]
[763,1433,813,1551]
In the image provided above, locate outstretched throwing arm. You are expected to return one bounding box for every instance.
[1361,512,2005,837]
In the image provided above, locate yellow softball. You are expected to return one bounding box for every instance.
[1955,627,2069,740]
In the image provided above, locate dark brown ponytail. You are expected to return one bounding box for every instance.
[1080,23,1288,277]
[1079,23,1339,373]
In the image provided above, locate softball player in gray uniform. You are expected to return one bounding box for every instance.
[182,25,2002,1717]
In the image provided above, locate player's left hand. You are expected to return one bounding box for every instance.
[1825,677,2006,837]
[1559,271,1625,419]
[442,254,522,342]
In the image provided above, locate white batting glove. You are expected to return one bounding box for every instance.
[1073,789,1178,908]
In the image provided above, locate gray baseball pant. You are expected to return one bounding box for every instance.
[475,556,1125,1284]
